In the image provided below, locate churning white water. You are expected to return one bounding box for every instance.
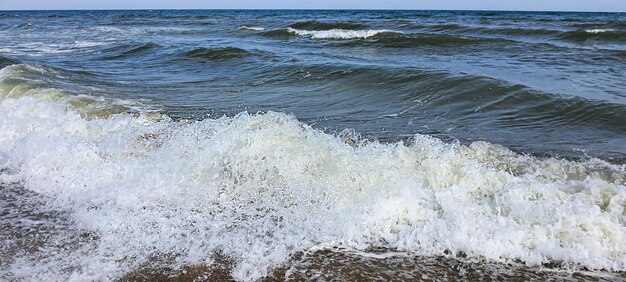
[0,65,625,281]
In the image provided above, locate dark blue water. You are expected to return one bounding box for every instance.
[1,10,626,281]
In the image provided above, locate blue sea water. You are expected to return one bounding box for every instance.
[0,10,625,281]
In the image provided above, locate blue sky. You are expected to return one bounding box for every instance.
[1,0,625,12]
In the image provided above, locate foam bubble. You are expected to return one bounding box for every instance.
[0,68,625,281]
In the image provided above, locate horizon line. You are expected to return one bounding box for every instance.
[0,8,623,13]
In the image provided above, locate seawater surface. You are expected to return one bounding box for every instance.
[0,9,625,281]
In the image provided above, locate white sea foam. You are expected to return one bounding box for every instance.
[0,40,106,57]
[287,27,402,39]
[0,65,625,281]
[585,29,615,34]
[239,26,265,31]
[90,26,127,33]
[71,41,103,48]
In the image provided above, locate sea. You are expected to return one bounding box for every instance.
[0,9,625,281]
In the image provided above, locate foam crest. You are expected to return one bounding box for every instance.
[239,26,265,31]
[585,29,615,34]
[0,70,625,281]
[286,28,402,39]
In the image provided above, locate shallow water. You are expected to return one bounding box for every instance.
[0,9,625,281]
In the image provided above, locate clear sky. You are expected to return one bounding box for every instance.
[0,0,625,12]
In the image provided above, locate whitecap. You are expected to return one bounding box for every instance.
[239,25,265,31]
[585,29,615,34]
[287,27,402,39]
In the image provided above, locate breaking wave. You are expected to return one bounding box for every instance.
[287,20,369,30]
[585,29,616,34]
[261,28,514,46]
[285,28,402,39]
[0,64,625,281]
[239,26,265,31]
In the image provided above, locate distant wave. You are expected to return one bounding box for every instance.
[350,33,513,47]
[424,23,465,31]
[585,29,616,34]
[162,15,211,20]
[239,25,265,31]
[183,47,252,61]
[90,26,127,33]
[116,14,212,20]
[0,13,17,19]
[558,29,626,43]
[46,14,68,18]
[16,23,33,30]
[261,28,298,38]
[572,20,626,29]
[286,28,402,39]
[287,20,368,30]
[473,27,560,37]
[409,23,561,37]
[261,27,516,45]
[101,42,160,60]
[375,13,433,19]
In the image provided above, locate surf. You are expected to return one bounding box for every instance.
[0,64,625,281]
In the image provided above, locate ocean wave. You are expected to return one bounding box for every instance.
[273,64,626,135]
[336,32,514,47]
[585,29,616,34]
[475,27,560,37]
[286,28,402,39]
[261,28,298,38]
[403,23,561,38]
[183,47,252,61]
[162,15,211,20]
[0,65,625,281]
[0,55,18,68]
[375,13,433,19]
[0,41,109,57]
[287,20,368,30]
[424,23,465,31]
[118,13,153,20]
[418,75,626,132]
[0,65,145,118]
[0,13,18,19]
[239,25,265,31]
[90,25,127,33]
[572,20,626,29]
[101,42,160,60]
[558,29,626,43]
[46,14,68,18]
[262,26,514,45]
[15,22,34,30]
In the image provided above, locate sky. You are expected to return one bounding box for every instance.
[0,0,625,12]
